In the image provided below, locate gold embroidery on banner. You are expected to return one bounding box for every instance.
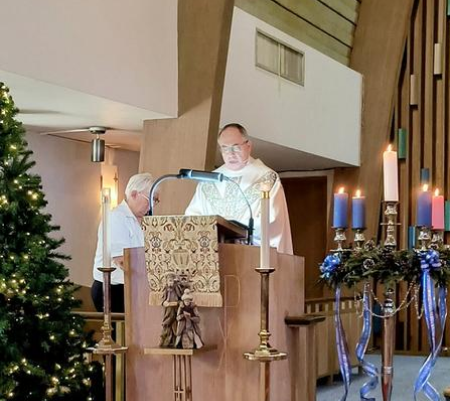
[142,215,222,307]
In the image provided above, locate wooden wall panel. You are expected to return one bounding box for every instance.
[358,0,450,353]
[236,0,360,65]
[139,0,234,215]
[348,0,415,241]
[282,177,328,299]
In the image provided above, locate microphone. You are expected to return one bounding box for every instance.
[179,169,226,182]
[179,168,253,245]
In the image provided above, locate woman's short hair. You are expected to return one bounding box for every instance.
[125,173,154,200]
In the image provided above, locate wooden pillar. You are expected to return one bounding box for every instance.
[139,0,235,215]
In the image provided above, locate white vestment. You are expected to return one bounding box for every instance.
[185,158,293,254]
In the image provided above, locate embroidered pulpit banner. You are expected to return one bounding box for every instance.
[142,215,222,307]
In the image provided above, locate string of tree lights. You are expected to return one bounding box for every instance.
[0,82,102,400]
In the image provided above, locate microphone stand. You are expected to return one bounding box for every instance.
[147,173,182,216]
[147,169,254,245]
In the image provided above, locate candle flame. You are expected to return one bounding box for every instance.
[355,189,361,198]
[435,188,440,197]
[423,184,429,192]
[387,144,392,152]
[338,187,345,194]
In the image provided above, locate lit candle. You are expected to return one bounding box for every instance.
[102,188,112,268]
[333,187,348,228]
[352,189,366,229]
[260,188,270,268]
[416,185,432,228]
[432,188,444,230]
[383,145,399,201]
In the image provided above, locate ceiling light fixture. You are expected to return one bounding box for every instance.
[89,127,107,162]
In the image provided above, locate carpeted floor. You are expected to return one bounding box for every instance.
[316,354,450,401]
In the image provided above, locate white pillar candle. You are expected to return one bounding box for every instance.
[383,145,399,202]
[260,190,270,269]
[102,188,112,268]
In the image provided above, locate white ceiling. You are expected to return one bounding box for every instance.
[2,70,171,151]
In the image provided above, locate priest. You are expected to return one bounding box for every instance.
[185,123,293,254]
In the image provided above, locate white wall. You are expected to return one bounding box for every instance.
[0,0,177,117]
[26,132,139,287]
[221,8,362,166]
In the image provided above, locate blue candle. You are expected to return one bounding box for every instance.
[333,188,348,228]
[352,190,366,229]
[416,185,432,227]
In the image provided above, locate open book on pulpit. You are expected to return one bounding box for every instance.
[141,215,248,307]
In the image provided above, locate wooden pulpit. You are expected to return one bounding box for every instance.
[124,215,305,401]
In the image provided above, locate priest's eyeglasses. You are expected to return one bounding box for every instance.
[219,140,249,154]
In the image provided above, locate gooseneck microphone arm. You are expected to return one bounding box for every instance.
[179,169,254,245]
[147,173,182,216]
[147,169,254,245]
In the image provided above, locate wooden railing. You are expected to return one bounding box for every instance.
[306,296,362,382]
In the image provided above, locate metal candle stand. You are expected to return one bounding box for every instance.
[379,201,399,401]
[93,267,128,401]
[332,202,400,401]
[244,189,286,401]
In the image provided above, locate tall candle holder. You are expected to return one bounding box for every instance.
[380,201,399,401]
[91,189,127,401]
[381,287,395,401]
[244,189,286,401]
[93,267,128,401]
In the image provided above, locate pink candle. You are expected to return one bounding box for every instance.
[432,188,444,230]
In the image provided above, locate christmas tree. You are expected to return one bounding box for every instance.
[0,82,102,400]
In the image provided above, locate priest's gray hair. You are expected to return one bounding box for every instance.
[218,123,249,140]
[125,172,154,200]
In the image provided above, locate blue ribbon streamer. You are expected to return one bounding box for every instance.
[414,251,446,401]
[355,288,378,400]
[334,286,352,401]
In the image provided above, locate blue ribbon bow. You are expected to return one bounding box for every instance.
[414,250,447,401]
[320,253,341,279]
[355,287,378,400]
[334,286,352,401]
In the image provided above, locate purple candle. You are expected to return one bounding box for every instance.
[333,188,348,228]
[352,190,366,229]
[417,185,432,227]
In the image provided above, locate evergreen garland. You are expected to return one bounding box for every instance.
[320,241,450,290]
[0,83,102,400]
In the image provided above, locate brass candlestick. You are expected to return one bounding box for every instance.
[244,189,286,401]
[93,267,127,401]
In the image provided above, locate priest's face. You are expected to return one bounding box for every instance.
[218,127,252,171]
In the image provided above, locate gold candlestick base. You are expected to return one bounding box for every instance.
[244,347,287,362]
